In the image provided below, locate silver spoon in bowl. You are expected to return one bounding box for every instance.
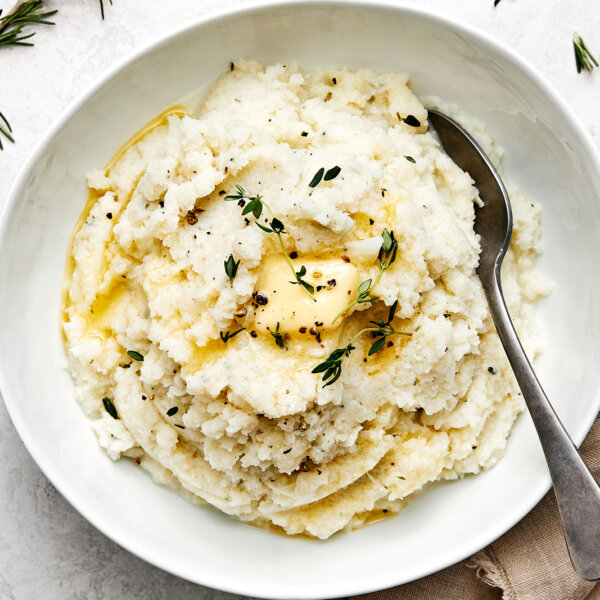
[428,109,600,580]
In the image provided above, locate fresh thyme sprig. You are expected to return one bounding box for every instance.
[224,185,316,301]
[99,0,113,20]
[270,322,287,349]
[573,33,598,73]
[0,112,14,150]
[313,300,410,387]
[224,253,240,283]
[290,265,315,295]
[220,328,245,343]
[332,229,398,324]
[0,0,57,48]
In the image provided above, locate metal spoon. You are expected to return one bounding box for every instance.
[428,109,600,580]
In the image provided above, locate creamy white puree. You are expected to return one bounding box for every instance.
[63,61,550,538]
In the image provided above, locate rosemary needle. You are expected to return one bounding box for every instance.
[573,33,598,73]
[0,0,57,48]
[99,0,113,20]
[0,112,14,151]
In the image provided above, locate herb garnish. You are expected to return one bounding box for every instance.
[224,185,316,301]
[309,168,325,188]
[270,322,287,349]
[573,34,598,73]
[0,0,57,48]
[127,350,144,361]
[309,166,341,187]
[166,406,178,416]
[220,328,245,343]
[488,366,497,374]
[404,155,416,164]
[332,229,398,324]
[291,265,315,295]
[313,301,410,386]
[224,254,240,283]
[0,112,14,150]
[99,0,113,20]
[102,397,118,419]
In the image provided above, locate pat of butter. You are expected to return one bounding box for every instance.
[254,255,359,334]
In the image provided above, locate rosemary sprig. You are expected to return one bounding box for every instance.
[269,322,286,349]
[573,33,598,73]
[220,328,245,343]
[332,229,398,324]
[0,112,14,150]
[224,254,240,283]
[313,300,410,386]
[224,185,316,301]
[99,0,113,20]
[0,0,57,48]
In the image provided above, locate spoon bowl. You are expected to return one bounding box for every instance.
[429,109,600,581]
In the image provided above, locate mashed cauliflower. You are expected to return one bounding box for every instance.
[63,61,549,538]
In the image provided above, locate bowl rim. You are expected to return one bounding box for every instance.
[2,1,600,598]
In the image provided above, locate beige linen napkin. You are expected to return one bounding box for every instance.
[355,415,600,600]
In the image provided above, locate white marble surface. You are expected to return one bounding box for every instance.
[0,1,599,598]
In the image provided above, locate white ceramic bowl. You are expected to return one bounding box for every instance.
[2,2,600,598]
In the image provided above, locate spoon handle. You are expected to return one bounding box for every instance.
[484,267,600,580]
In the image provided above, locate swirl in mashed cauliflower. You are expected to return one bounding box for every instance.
[63,61,549,538]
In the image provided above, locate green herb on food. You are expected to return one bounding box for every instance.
[225,185,316,301]
[220,328,245,343]
[308,167,324,188]
[224,254,240,283]
[166,406,179,416]
[313,300,410,387]
[332,229,398,324]
[127,350,144,361]
[270,322,287,349]
[102,397,118,419]
[309,166,341,187]
[324,165,341,181]
[290,265,315,295]
[404,155,416,164]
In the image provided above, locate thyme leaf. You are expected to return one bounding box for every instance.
[314,299,409,387]
[102,397,118,419]
[290,265,315,295]
[324,165,341,181]
[270,322,287,349]
[309,166,341,187]
[332,229,398,324]
[127,350,144,361]
[224,254,240,283]
[309,167,324,187]
[166,406,179,416]
[224,185,316,302]
[220,328,245,343]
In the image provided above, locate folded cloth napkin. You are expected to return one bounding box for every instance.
[355,415,600,600]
